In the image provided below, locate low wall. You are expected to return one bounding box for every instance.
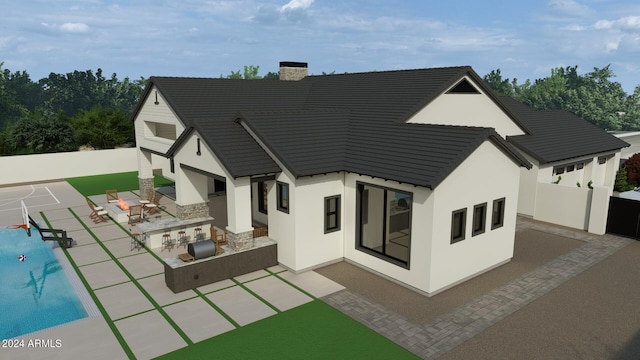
[0,148,138,186]
[534,182,612,234]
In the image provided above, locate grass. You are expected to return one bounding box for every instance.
[156,300,419,360]
[65,171,174,196]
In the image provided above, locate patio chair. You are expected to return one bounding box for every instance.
[127,204,144,225]
[28,216,74,248]
[86,198,109,223]
[106,189,119,203]
[145,192,162,215]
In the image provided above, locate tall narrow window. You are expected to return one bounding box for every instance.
[324,195,341,233]
[451,208,467,244]
[277,181,289,213]
[258,182,268,214]
[472,203,487,236]
[492,198,506,229]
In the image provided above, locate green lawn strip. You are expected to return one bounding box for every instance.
[66,171,174,196]
[67,208,194,347]
[231,278,282,314]
[265,268,317,300]
[192,288,241,329]
[40,211,136,360]
[156,299,419,360]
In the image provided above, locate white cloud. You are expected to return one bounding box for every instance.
[546,0,597,19]
[59,22,89,33]
[595,16,640,31]
[281,0,314,12]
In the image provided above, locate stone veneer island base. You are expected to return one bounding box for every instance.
[163,237,277,293]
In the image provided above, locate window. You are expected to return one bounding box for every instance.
[472,203,487,236]
[356,183,412,268]
[258,182,268,214]
[576,163,584,170]
[324,195,341,233]
[554,167,565,175]
[451,208,467,243]
[566,165,575,172]
[492,198,506,229]
[598,156,607,165]
[276,182,289,213]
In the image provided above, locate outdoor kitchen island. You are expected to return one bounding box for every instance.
[136,216,213,249]
[163,236,277,293]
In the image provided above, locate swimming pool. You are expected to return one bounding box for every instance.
[0,228,87,339]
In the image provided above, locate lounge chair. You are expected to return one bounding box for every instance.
[106,189,118,203]
[145,192,162,215]
[86,198,109,223]
[28,216,74,248]
[127,204,144,225]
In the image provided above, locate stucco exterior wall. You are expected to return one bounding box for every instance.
[406,77,526,138]
[428,140,521,293]
[289,173,345,271]
[135,86,185,155]
[0,149,137,186]
[534,183,592,230]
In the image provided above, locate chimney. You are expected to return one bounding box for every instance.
[279,61,308,81]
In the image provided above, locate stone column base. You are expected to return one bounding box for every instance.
[139,177,155,199]
[176,202,209,220]
[227,230,254,251]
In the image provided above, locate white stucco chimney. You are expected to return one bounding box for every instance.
[279,61,308,81]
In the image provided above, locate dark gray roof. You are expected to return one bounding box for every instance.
[501,97,629,164]
[133,67,531,188]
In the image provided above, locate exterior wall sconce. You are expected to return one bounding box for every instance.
[197,138,201,156]
[154,91,159,105]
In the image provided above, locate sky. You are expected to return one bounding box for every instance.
[2,0,640,93]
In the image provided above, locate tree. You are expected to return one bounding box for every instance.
[69,106,134,149]
[624,153,640,186]
[222,65,266,79]
[10,111,77,153]
[614,167,635,192]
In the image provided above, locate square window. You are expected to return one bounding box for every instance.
[324,195,341,233]
[492,198,506,230]
[554,167,565,175]
[566,165,575,172]
[598,156,607,165]
[451,208,467,244]
[277,182,289,213]
[472,203,487,236]
[576,163,584,170]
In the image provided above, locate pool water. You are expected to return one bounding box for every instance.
[0,228,87,339]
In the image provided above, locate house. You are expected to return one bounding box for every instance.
[610,131,640,162]
[132,63,538,296]
[499,97,628,233]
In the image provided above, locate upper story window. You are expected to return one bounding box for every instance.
[145,121,176,141]
[598,156,607,165]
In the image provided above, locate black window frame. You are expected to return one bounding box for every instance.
[276,181,289,213]
[491,198,506,230]
[472,203,487,236]
[324,195,341,234]
[598,156,607,165]
[451,208,467,244]
[257,181,268,214]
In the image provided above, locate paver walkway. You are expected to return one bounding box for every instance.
[322,218,634,359]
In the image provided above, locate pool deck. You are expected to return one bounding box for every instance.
[1,180,640,359]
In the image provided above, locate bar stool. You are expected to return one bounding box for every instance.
[178,229,188,247]
[162,233,173,250]
[130,233,144,251]
[194,227,204,242]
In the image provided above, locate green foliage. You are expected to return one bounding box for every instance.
[223,65,264,79]
[69,106,134,149]
[614,167,634,192]
[483,65,640,131]
[576,181,581,188]
[552,176,562,184]
[624,153,640,186]
[10,111,77,153]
